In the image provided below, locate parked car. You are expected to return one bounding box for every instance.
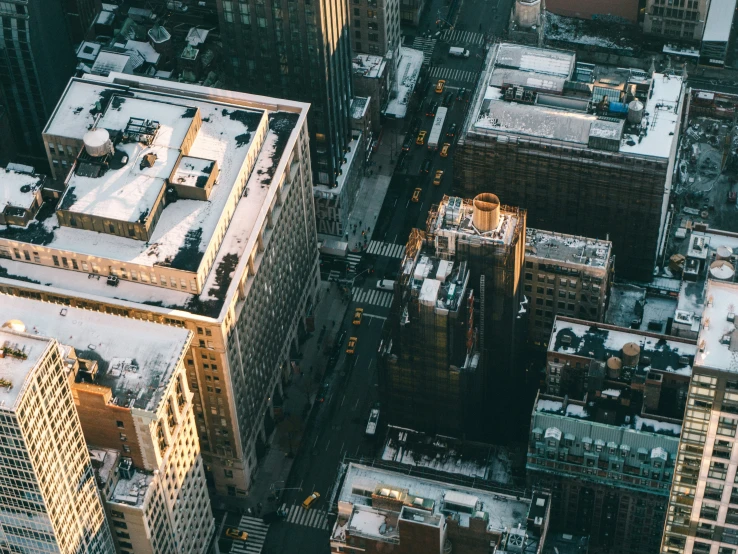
[416,130,427,145]
[440,143,450,157]
[420,158,431,174]
[433,170,444,186]
[411,188,422,202]
[402,138,412,152]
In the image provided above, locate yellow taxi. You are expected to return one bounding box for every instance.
[440,143,450,157]
[433,170,444,186]
[416,130,427,145]
[412,188,422,202]
[346,337,358,354]
[225,528,248,541]
[435,79,446,94]
[302,491,321,509]
[353,307,364,325]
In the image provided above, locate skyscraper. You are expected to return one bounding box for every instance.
[218,0,353,187]
[0,0,76,158]
[0,324,114,553]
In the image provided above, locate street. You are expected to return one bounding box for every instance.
[221,1,509,551]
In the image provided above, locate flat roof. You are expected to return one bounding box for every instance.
[111,467,153,507]
[170,156,216,189]
[0,293,191,411]
[526,228,611,268]
[428,196,520,247]
[549,317,696,375]
[339,463,532,533]
[1,168,42,212]
[353,55,386,79]
[0,329,53,409]
[697,280,738,372]
[703,0,737,42]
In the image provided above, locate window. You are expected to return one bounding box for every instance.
[704,482,724,500]
[113,521,128,529]
[700,503,719,521]
[111,510,124,519]
[224,469,234,478]
[52,255,60,266]
[719,416,738,437]
[116,421,125,428]
[709,461,728,480]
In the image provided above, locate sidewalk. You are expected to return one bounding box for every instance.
[239,279,349,514]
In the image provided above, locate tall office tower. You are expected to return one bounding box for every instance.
[643,0,708,41]
[218,0,353,187]
[0,0,76,158]
[62,0,101,43]
[662,280,738,554]
[350,0,401,60]
[0,73,319,497]
[456,43,684,280]
[378,230,479,436]
[0,295,215,554]
[0,324,114,553]
[424,194,526,403]
[524,229,613,348]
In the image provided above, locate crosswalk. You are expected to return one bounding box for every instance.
[229,516,270,554]
[347,253,362,273]
[441,29,485,45]
[283,503,332,530]
[366,241,405,258]
[412,36,437,65]
[429,66,477,84]
[353,287,393,308]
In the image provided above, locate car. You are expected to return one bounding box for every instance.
[426,101,438,117]
[376,279,395,291]
[443,91,455,107]
[225,528,248,541]
[446,123,457,138]
[302,492,321,509]
[402,138,412,152]
[353,307,364,325]
[457,88,466,101]
[416,130,427,145]
[433,170,444,186]
[316,383,329,403]
[440,143,450,158]
[420,158,431,174]
[435,79,446,94]
[411,188,422,202]
[346,337,358,355]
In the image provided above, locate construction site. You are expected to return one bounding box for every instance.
[378,194,527,440]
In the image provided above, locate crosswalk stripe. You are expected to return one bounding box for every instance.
[229,516,270,554]
[352,287,393,308]
[282,503,331,530]
[367,241,405,258]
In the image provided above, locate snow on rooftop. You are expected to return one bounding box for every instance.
[634,415,681,436]
[0,293,191,412]
[347,508,388,537]
[703,0,737,42]
[125,40,160,64]
[0,330,53,408]
[526,228,611,267]
[111,468,153,506]
[697,280,738,372]
[171,156,216,189]
[566,404,589,418]
[92,51,131,76]
[353,54,386,79]
[537,399,564,413]
[385,47,423,118]
[1,168,42,211]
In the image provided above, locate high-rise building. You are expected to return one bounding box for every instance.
[378,230,479,435]
[455,43,684,280]
[662,280,738,554]
[0,73,319,497]
[62,0,102,43]
[331,462,551,554]
[643,0,708,41]
[0,0,76,158]
[350,0,401,60]
[218,0,354,187]
[0,324,114,553]
[524,229,612,347]
[0,294,216,554]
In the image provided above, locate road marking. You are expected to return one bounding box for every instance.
[284,504,332,530]
[340,394,346,407]
[325,439,331,451]
[229,516,270,554]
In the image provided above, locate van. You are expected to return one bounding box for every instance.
[376,279,395,291]
[449,47,470,58]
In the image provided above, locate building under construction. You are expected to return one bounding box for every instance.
[455,43,685,280]
[378,194,526,438]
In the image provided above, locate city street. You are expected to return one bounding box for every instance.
[227,2,508,552]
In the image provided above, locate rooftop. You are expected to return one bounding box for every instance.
[89,447,119,485]
[352,55,386,79]
[405,255,469,312]
[697,280,738,372]
[703,0,737,43]
[0,293,191,412]
[549,317,696,376]
[1,167,43,213]
[110,464,153,507]
[525,228,611,268]
[338,463,534,534]
[0,328,54,409]
[385,47,423,118]
[467,43,683,159]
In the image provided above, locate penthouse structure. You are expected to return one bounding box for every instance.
[524,229,612,347]
[0,73,319,497]
[662,280,738,554]
[456,44,684,280]
[378,232,479,436]
[331,462,551,554]
[0,294,215,554]
[0,325,114,553]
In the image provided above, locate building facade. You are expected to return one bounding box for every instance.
[524,229,612,347]
[217,0,354,188]
[0,0,76,158]
[0,73,320,497]
[643,0,709,41]
[0,326,114,553]
[543,0,638,22]
[455,43,684,280]
[62,0,101,43]
[662,280,738,554]
[350,0,401,60]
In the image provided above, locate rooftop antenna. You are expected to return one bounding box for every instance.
[681,62,688,80]
[665,56,673,74]
[649,56,656,76]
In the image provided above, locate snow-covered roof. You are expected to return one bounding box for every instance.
[339,463,532,533]
[703,0,737,43]
[111,467,154,506]
[352,54,386,79]
[0,293,191,412]
[186,27,210,47]
[385,47,423,118]
[170,156,216,189]
[1,168,42,211]
[696,280,738,372]
[125,40,160,65]
[0,329,53,409]
[526,228,611,268]
[91,51,131,76]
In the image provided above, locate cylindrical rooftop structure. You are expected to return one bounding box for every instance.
[472,193,501,232]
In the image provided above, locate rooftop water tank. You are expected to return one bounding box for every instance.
[622,342,641,367]
[717,245,733,260]
[627,100,645,124]
[83,128,113,158]
[710,259,735,281]
[515,0,540,28]
[472,193,500,232]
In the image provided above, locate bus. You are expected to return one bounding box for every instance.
[427,107,448,150]
[365,408,380,436]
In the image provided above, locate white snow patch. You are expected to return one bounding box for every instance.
[385,47,424,119]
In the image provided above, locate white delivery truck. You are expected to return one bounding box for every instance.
[427,107,448,150]
[449,47,470,58]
